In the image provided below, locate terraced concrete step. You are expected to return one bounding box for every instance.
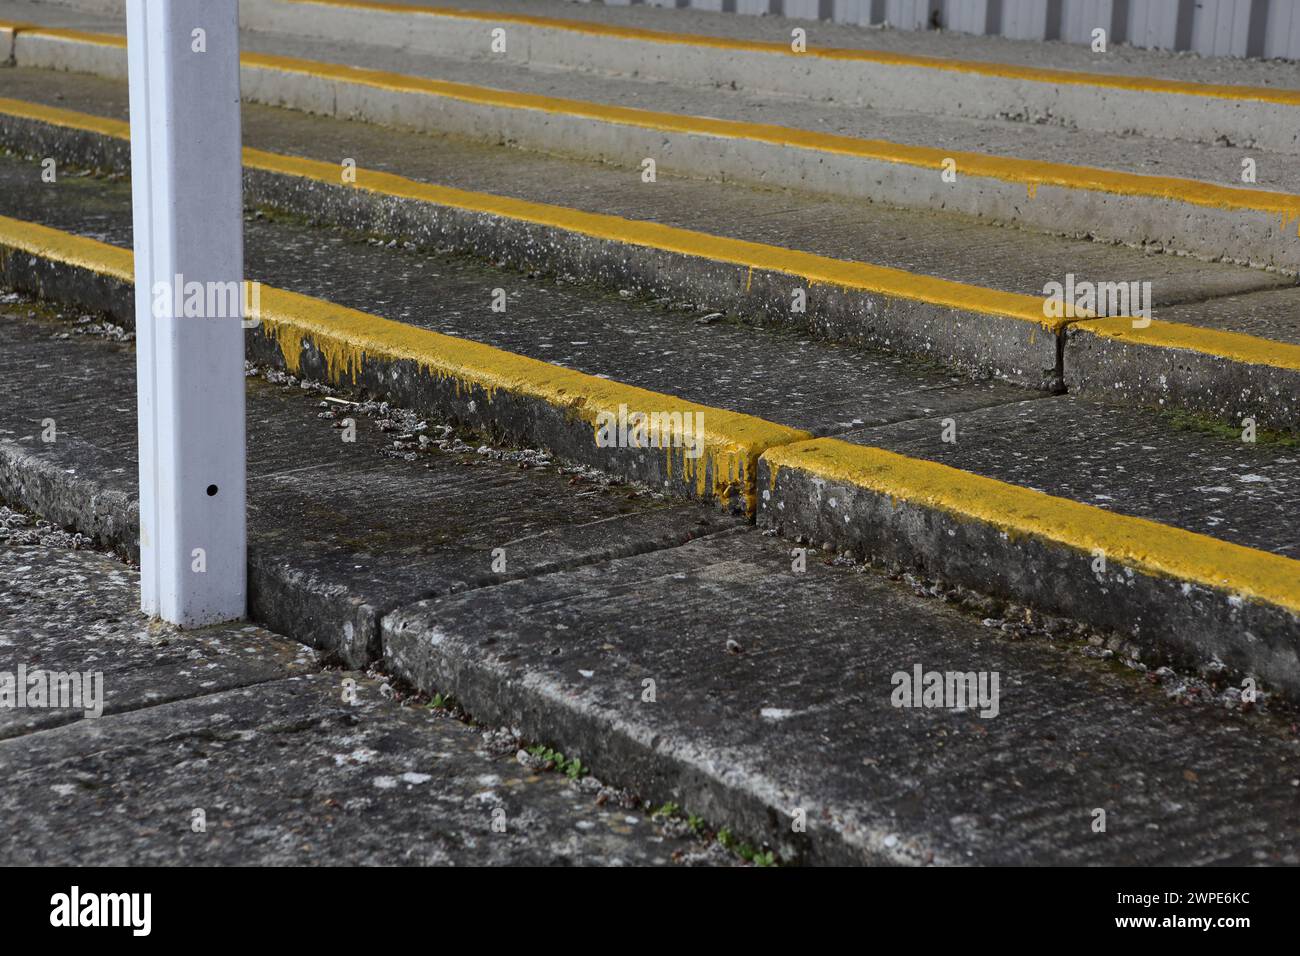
[6,1,1300,272]
[0,306,740,665]
[2,164,1298,695]
[4,68,1300,431]
[760,397,1300,690]
[29,0,1300,153]
[3,305,1298,865]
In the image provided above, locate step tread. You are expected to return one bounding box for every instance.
[7,1,1298,195]
[301,0,1300,93]
[383,524,1300,865]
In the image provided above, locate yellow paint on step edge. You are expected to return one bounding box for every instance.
[284,0,1300,109]
[10,21,1300,221]
[0,213,132,281]
[237,50,1300,221]
[0,95,129,141]
[764,438,1300,615]
[0,214,807,513]
[14,25,125,49]
[1074,316,1300,372]
[0,95,1060,330]
[255,286,809,510]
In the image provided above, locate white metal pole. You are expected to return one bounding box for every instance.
[127,0,247,626]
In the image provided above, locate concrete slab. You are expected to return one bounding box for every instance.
[835,395,1300,557]
[21,0,1300,92]
[1066,287,1300,430]
[0,540,316,738]
[382,527,1300,866]
[0,673,723,865]
[4,67,1285,311]
[6,4,1297,269]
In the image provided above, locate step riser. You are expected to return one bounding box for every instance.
[14,32,1300,276]
[1065,330,1300,431]
[758,458,1300,699]
[236,0,1300,155]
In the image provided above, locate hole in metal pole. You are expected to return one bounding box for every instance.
[206,484,219,497]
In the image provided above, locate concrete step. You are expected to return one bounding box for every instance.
[3,68,1299,432]
[0,532,728,865]
[2,159,1298,696]
[3,301,1298,865]
[26,0,1300,154]
[5,2,1300,272]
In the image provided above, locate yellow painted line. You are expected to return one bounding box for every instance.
[0,213,132,281]
[285,0,1300,108]
[3,212,1298,607]
[14,24,125,49]
[0,95,129,140]
[0,95,1058,330]
[765,438,1300,615]
[1073,315,1300,372]
[0,213,807,513]
[9,22,1300,222]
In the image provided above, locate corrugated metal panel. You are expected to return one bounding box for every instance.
[605,0,1300,57]
[1265,0,1300,59]
[1000,0,1052,40]
[1127,0,1181,50]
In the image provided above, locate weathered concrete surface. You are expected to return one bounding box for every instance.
[228,0,1300,155]
[1066,287,1300,431]
[383,527,1300,866]
[0,303,742,665]
[0,673,721,865]
[6,2,1298,271]
[758,396,1300,693]
[0,541,719,865]
[6,67,1283,308]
